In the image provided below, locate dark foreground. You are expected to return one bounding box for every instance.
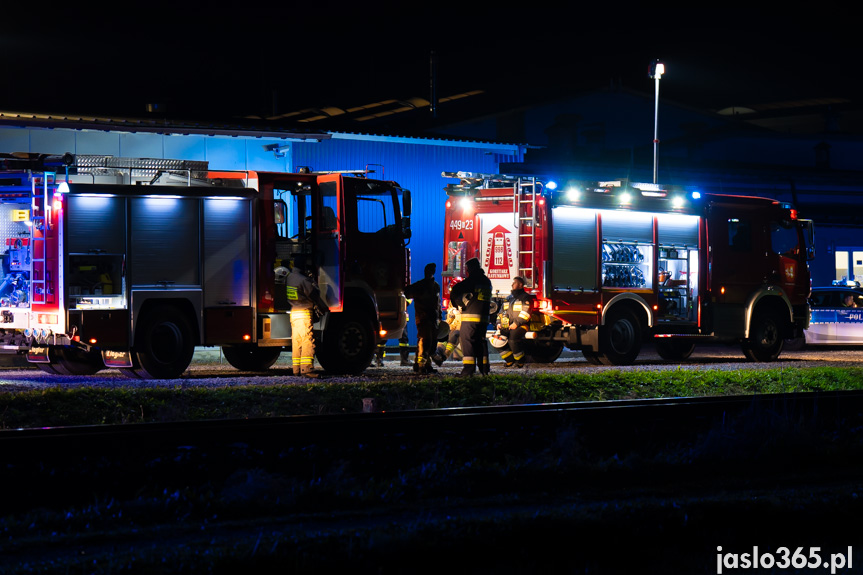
[2,392,863,574]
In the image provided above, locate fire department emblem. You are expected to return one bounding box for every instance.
[483,224,514,280]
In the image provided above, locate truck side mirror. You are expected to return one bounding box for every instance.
[402,216,411,239]
[274,201,286,224]
[403,189,411,217]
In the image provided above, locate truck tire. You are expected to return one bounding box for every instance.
[222,345,282,371]
[783,336,806,351]
[54,347,103,375]
[526,341,564,363]
[597,308,642,366]
[655,338,696,361]
[131,305,195,379]
[36,363,62,375]
[742,311,784,362]
[581,349,603,365]
[317,313,375,375]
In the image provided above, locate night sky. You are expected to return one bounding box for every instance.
[1,9,859,121]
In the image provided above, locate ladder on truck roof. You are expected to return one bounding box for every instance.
[514,177,538,289]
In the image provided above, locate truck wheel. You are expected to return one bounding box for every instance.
[54,347,103,376]
[36,363,62,375]
[132,306,195,379]
[655,338,696,361]
[597,308,642,366]
[742,312,784,362]
[581,349,603,365]
[783,337,806,351]
[318,313,375,375]
[526,342,564,363]
[222,345,282,371]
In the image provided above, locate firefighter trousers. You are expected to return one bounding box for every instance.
[460,320,489,376]
[290,309,315,375]
[501,325,528,366]
[416,318,437,369]
[436,329,462,360]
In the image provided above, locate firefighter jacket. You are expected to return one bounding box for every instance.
[449,270,493,325]
[499,288,535,331]
[285,269,328,313]
[404,276,441,323]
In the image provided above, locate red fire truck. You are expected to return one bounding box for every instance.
[0,153,411,377]
[440,172,814,365]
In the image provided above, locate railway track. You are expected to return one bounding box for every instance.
[3,391,863,573]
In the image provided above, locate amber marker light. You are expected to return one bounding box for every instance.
[243,334,251,341]
[379,329,387,337]
[89,338,97,345]
[720,287,726,295]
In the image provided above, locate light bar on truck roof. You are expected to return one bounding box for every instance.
[633,182,667,197]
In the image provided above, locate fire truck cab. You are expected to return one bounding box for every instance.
[441,172,814,365]
[0,153,411,378]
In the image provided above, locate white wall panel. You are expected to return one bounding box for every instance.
[205,139,247,170]
[0,128,29,154]
[75,131,121,156]
[30,129,75,155]
[163,135,208,161]
[119,132,162,159]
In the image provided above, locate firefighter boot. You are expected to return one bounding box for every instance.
[431,351,445,367]
[458,359,477,377]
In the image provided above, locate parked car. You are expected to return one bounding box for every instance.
[788,284,863,348]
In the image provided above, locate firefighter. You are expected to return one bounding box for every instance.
[432,304,463,366]
[403,262,441,374]
[285,261,329,378]
[498,276,535,368]
[449,257,492,376]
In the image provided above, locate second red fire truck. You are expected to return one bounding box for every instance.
[440,172,814,365]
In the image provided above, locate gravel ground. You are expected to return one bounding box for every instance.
[0,343,861,392]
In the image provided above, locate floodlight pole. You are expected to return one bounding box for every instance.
[649,60,665,184]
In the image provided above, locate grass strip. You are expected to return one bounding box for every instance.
[1,366,862,428]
